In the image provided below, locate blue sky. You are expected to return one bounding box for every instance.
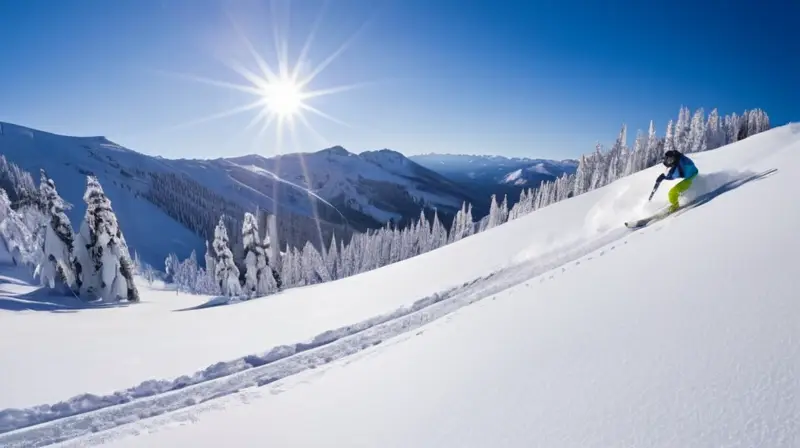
[0,0,797,160]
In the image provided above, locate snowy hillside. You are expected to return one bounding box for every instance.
[0,122,482,267]
[0,122,205,267]
[1,122,797,447]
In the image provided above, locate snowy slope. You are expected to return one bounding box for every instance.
[1,123,799,447]
[0,123,205,267]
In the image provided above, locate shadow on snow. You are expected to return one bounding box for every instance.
[0,283,132,313]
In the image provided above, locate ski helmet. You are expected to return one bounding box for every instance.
[663,150,678,168]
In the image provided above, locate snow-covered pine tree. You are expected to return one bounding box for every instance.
[428,209,448,252]
[280,243,297,287]
[688,107,707,153]
[164,252,180,283]
[645,120,659,168]
[390,227,401,263]
[610,123,628,177]
[290,246,304,285]
[626,129,647,175]
[323,234,339,280]
[706,108,722,150]
[212,216,242,297]
[415,210,431,254]
[463,203,475,237]
[255,243,278,296]
[589,143,606,190]
[674,106,691,153]
[498,195,509,224]
[380,226,393,267]
[301,240,329,285]
[73,175,139,302]
[258,223,281,291]
[37,171,78,291]
[240,212,260,297]
[237,212,278,297]
[0,188,38,266]
[0,155,37,206]
[664,120,675,155]
[485,194,501,230]
[724,112,739,144]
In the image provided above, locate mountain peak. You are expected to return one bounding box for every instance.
[318,145,352,157]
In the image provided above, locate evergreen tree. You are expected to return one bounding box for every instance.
[664,120,675,154]
[241,212,260,297]
[301,241,329,284]
[212,216,242,297]
[688,108,707,153]
[645,120,659,168]
[706,108,722,150]
[675,105,691,153]
[0,188,38,267]
[37,171,78,291]
[73,176,139,302]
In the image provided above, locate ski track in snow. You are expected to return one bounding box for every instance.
[0,222,678,447]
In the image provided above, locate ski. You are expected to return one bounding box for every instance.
[624,207,674,229]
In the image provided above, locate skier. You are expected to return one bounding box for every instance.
[657,149,698,212]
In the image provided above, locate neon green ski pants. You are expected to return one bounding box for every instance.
[667,174,696,212]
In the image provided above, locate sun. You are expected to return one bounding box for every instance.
[261,77,305,117]
[160,2,379,152]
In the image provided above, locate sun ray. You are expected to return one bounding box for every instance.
[150,69,264,96]
[224,58,273,92]
[296,9,378,89]
[292,0,329,82]
[289,117,326,248]
[169,98,267,130]
[226,12,279,84]
[300,81,380,101]
[270,0,291,79]
[296,112,331,148]
[300,103,353,128]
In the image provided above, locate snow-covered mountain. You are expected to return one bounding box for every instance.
[500,161,569,185]
[1,122,796,447]
[411,153,578,185]
[0,122,206,268]
[0,122,485,267]
[411,153,578,204]
[225,146,485,228]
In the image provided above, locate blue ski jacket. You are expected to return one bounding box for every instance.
[664,153,698,180]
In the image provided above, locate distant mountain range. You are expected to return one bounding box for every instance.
[409,153,579,203]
